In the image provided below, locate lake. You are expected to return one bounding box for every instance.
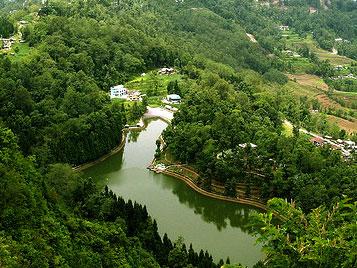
[83,119,263,267]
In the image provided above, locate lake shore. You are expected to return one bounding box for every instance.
[75,109,268,212]
[149,159,268,211]
[73,130,128,172]
[73,107,174,172]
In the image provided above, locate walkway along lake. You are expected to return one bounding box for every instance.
[83,119,263,267]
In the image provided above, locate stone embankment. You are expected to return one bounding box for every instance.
[148,161,268,211]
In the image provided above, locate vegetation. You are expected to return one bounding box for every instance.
[251,198,357,268]
[163,69,356,212]
[0,127,221,267]
[0,16,14,38]
[125,71,184,106]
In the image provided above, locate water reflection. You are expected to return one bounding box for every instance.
[128,130,140,143]
[154,173,255,232]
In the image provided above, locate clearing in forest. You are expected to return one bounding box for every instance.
[283,32,354,66]
[288,74,329,91]
[327,115,357,133]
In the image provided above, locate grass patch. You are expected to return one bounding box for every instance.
[282,120,294,137]
[332,91,357,109]
[327,115,357,133]
[1,42,34,61]
[125,71,183,106]
[284,56,314,74]
[288,74,329,91]
[282,80,320,99]
[11,43,32,60]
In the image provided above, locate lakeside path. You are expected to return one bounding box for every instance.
[162,169,268,211]
[145,107,174,122]
[149,159,268,211]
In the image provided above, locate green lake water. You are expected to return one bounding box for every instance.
[83,119,263,267]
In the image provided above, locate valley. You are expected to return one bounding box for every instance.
[0,1,356,268]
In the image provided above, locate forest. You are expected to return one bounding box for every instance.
[0,127,222,267]
[0,0,356,267]
[163,67,356,212]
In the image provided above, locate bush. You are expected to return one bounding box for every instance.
[263,69,288,85]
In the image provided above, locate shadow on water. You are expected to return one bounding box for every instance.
[83,150,124,183]
[153,173,256,233]
[128,129,141,143]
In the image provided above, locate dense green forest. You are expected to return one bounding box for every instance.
[0,127,221,267]
[163,66,356,212]
[0,0,356,267]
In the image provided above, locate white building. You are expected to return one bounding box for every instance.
[159,68,175,75]
[128,90,142,101]
[279,25,290,31]
[167,94,181,103]
[110,85,128,99]
[239,143,257,149]
[344,140,355,149]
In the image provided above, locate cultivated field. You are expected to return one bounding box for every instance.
[327,115,357,134]
[288,74,329,91]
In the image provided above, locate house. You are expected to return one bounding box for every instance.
[167,94,181,103]
[346,73,356,79]
[282,50,294,56]
[310,137,325,146]
[1,39,12,50]
[335,38,343,42]
[331,144,341,150]
[216,149,233,160]
[344,140,355,149]
[342,150,351,158]
[279,25,289,31]
[165,105,178,112]
[308,7,318,14]
[239,143,257,149]
[334,65,344,71]
[159,67,175,75]
[128,90,142,101]
[110,85,128,99]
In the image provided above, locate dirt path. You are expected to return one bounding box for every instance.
[146,107,174,122]
[246,33,257,43]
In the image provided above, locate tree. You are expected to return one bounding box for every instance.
[45,164,79,203]
[168,237,188,268]
[225,178,237,198]
[251,198,357,268]
[0,17,14,38]
[263,69,288,85]
[155,139,161,158]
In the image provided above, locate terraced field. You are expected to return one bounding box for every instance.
[285,75,356,133]
[283,32,355,66]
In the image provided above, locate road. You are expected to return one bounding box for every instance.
[284,120,351,156]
